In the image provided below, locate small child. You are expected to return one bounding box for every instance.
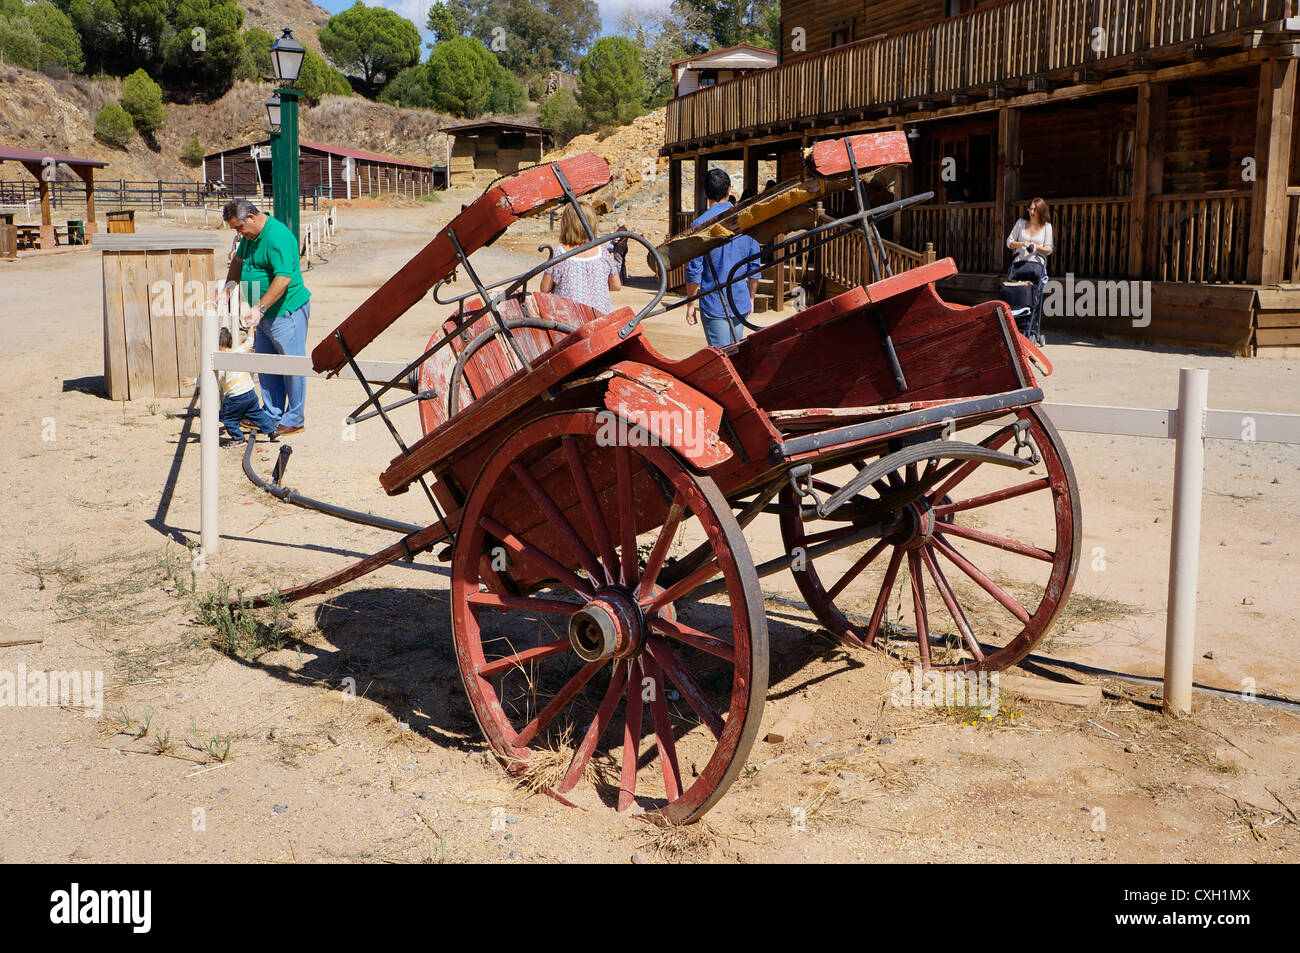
[183,327,279,447]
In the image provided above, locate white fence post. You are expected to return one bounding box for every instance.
[200,304,220,556]
[1163,367,1209,714]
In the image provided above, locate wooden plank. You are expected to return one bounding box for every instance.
[101,251,129,401]
[312,153,610,374]
[144,250,179,398]
[1249,57,1298,282]
[1255,310,1300,328]
[807,130,912,176]
[1000,674,1101,707]
[175,249,210,383]
[1255,326,1300,346]
[119,251,154,400]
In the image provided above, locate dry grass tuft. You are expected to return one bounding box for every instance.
[640,820,719,860]
[512,725,606,795]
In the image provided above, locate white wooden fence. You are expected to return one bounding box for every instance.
[196,318,1300,713]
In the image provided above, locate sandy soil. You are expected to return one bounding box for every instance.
[0,191,1296,863]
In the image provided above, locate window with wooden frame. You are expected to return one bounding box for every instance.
[830,19,853,48]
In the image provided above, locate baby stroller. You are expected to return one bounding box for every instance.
[998,259,1048,347]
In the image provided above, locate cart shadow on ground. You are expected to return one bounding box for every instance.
[218,583,875,785]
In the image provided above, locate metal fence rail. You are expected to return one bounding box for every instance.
[0,178,322,212]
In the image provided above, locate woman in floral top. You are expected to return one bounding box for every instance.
[540,201,622,314]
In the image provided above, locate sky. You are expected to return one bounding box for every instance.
[312,0,670,45]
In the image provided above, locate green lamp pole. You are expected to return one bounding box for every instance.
[268,28,305,241]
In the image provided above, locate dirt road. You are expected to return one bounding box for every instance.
[0,195,1296,862]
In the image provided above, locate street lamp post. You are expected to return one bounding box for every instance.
[268,28,305,241]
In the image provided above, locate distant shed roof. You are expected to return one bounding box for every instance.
[202,139,433,170]
[441,120,549,136]
[0,144,108,168]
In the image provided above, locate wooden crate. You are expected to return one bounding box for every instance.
[99,233,226,400]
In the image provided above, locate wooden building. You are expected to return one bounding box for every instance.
[443,121,548,188]
[203,139,446,201]
[662,0,1300,355]
[672,43,778,97]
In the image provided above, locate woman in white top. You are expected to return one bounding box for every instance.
[1006,197,1053,282]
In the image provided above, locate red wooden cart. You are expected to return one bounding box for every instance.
[241,132,1080,824]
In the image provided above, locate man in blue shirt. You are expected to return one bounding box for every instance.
[685,168,762,347]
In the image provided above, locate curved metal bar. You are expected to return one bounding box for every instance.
[446,316,579,416]
[240,437,423,535]
[718,191,937,320]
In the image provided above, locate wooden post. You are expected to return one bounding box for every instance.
[668,158,682,231]
[743,145,759,198]
[1129,82,1167,279]
[78,165,97,242]
[693,155,708,217]
[1248,57,1297,285]
[993,107,1021,274]
[22,160,54,248]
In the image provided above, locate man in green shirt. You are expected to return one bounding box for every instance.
[216,199,311,436]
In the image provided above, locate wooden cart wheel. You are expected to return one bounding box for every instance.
[451,410,768,824]
[778,405,1080,672]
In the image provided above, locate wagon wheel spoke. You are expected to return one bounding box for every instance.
[476,635,571,677]
[919,545,984,663]
[642,557,721,614]
[508,461,605,585]
[513,659,605,748]
[558,659,629,794]
[645,636,725,740]
[466,592,583,615]
[562,436,619,585]
[928,423,1017,500]
[643,653,684,801]
[936,520,1056,562]
[615,446,638,587]
[636,494,686,596]
[862,546,905,648]
[908,550,932,668]
[479,514,595,598]
[649,615,734,662]
[827,538,889,601]
[932,533,1032,624]
[931,477,1050,517]
[619,662,644,811]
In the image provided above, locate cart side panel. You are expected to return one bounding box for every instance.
[728,281,1028,417]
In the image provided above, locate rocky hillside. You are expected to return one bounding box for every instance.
[0,65,463,185]
[239,0,331,55]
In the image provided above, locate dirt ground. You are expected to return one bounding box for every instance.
[0,191,1297,863]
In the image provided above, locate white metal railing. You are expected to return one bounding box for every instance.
[195,333,1300,713]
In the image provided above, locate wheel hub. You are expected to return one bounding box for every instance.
[892,496,937,550]
[569,589,645,661]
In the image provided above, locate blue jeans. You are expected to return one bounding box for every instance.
[221,389,278,441]
[701,310,746,348]
[253,299,310,429]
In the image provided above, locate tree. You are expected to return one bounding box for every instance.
[318,1,420,94]
[425,2,459,43]
[669,0,778,53]
[181,133,205,165]
[539,87,584,144]
[235,26,272,80]
[0,0,23,17]
[576,36,643,127]
[443,0,597,77]
[618,8,696,109]
[114,0,170,66]
[297,49,353,105]
[379,64,434,108]
[427,34,515,118]
[163,0,244,99]
[487,56,526,113]
[120,67,165,134]
[26,2,85,72]
[94,101,134,146]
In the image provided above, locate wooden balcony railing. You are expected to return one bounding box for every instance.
[665,0,1296,147]
[1147,191,1251,284]
[890,192,1251,283]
